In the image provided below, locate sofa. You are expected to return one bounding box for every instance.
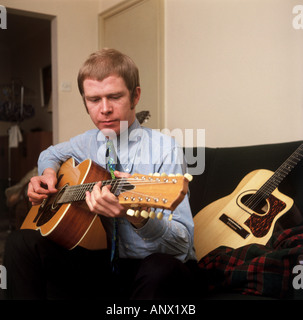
[6,139,303,300]
[185,140,303,300]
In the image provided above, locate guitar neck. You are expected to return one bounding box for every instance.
[257,143,303,198]
[57,178,128,204]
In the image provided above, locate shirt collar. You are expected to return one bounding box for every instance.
[96,119,142,172]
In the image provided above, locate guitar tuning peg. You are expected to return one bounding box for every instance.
[140,210,149,219]
[161,172,167,176]
[157,211,164,220]
[126,209,135,216]
[153,173,160,176]
[149,210,156,219]
[184,173,193,182]
[168,174,175,177]
[134,210,140,218]
[168,213,173,221]
[176,173,182,177]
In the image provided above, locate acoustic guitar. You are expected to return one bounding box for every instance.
[194,143,303,261]
[21,158,192,250]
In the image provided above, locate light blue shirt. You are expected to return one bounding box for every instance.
[38,119,196,262]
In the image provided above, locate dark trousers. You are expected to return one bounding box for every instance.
[3,229,198,300]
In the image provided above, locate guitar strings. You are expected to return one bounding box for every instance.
[57,178,180,204]
[63,179,178,191]
[242,145,303,212]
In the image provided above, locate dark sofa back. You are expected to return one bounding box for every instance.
[185,141,303,226]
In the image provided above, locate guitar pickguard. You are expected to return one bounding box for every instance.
[244,194,286,238]
[34,177,68,227]
[35,196,63,227]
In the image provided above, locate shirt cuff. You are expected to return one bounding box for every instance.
[131,214,167,241]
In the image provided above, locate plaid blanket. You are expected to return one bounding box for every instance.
[198,225,303,299]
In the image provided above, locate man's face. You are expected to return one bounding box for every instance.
[83,75,141,137]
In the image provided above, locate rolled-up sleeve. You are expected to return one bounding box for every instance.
[38,130,99,175]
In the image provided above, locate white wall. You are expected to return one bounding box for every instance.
[165,0,303,147]
[3,0,303,148]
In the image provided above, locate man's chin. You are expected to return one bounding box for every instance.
[100,128,119,139]
[99,120,132,138]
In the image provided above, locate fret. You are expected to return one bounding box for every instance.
[58,182,97,204]
[264,144,303,192]
[57,178,132,204]
[245,143,303,210]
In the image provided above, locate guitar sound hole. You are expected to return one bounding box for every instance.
[35,184,69,227]
[36,196,63,227]
[36,202,62,227]
[241,194,268,215]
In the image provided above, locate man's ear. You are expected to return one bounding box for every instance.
[131,87,141,109]
[82,95,89,114]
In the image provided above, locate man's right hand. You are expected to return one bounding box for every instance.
[27,168,58,206]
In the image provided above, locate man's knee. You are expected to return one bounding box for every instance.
[140,253,190,279]
[5,229,42,256]
[131,253,193,299]
[4,229,60,268]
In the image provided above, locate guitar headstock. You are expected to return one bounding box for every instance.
[118,172,193,220]
[136,110,151,124]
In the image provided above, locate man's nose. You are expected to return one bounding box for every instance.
[100,99,113,114]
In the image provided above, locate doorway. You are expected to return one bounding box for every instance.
[0,8,54,221]
[99,0,164,130]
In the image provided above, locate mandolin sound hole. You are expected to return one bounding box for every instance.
[240,193,269,215]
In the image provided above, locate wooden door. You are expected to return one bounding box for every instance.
[99,0,164,129]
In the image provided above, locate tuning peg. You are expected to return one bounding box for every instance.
[149,210,156,219]
[140,210,149,219]
[157,211,164,220]
[153,173,160,176]
[168,213,173,221]
[184,173,193,182]
[134,210,140,218]
[168,174,175,177]
[176,173,182,177]
[161,172,167,176]
[126,209,135,216]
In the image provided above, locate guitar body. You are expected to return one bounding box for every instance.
[21,158,108,250]
[194,169,294,261]
[21,157,190,251]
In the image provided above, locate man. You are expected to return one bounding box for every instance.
[4,48,197,300]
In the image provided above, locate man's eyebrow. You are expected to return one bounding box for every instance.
[85,91,125,98]
[107,91,125,96]
[85,95,100,99]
